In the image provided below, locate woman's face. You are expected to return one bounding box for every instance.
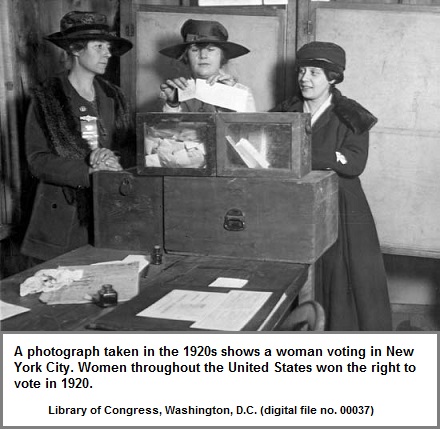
[75,40,112,75]
[298,67,333,102]
[187,44,223,79]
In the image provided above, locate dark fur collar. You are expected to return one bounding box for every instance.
[32,75,89,159]
[272,88,377,135]
[32,74,131,159]
[332,88,377,134]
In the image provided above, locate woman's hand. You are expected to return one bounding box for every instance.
[160,77,189,106]
[206,73,237,87]
[88,148,122,173]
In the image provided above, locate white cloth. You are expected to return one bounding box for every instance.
[303,94,333,126]
[336,151,348,164]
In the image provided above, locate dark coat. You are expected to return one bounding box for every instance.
[21,74,133,261]
[273,89,392,330]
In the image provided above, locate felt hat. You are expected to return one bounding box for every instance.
[159,19,249,60]
[45,11,133,56]
[296,41,346,74]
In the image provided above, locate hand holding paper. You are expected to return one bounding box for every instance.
[160,77,191,105]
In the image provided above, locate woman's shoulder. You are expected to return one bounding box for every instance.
[269,96,303,113]
[332,89,377,134]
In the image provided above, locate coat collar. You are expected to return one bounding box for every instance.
[311,103,333,133]
[274,88,377,135]
[331,88,377,134]
[274,96,333,133]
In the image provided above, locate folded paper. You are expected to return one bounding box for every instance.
[178,79,249,112]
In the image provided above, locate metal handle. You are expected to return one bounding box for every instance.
[224,208,245,231]
[119,177,132,196]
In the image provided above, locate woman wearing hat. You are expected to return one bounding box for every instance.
[21,11,134,261]
[159,19,256,112]
[272,41,392,331]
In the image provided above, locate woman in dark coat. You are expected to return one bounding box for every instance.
[272,41,392,330]
[21,11,134,261]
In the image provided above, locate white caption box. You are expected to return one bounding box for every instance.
[2,333,437,427]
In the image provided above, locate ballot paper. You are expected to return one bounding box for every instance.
[191,290,272,331]
[178,78,249,112]
[0,300,30,321]
[257,293,287,331]
[137,289,228,321]
[93,255,149,273]
[208,277,248,288]
[137,289,272,331]
[226,135,270,169]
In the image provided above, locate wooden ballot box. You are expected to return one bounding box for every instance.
[93,112,337,264]
[93,171,163,251]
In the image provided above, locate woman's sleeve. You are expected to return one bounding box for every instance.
[26,102,91,188]
[313,128,369,177]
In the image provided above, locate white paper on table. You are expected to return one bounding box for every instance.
[191,290,272,331]
[92,255,149,274]
[1,300,30,321]
[208,277,248,289]
[121,255,150,273]
[257,293,287,331]
[136,289,229,322]
[178,79,248,112]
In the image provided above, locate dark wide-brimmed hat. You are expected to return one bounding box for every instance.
[45,11,133,56]
[296,41,346,76]
[159,19,249,60]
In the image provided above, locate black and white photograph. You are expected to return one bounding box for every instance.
[0,0,438,427]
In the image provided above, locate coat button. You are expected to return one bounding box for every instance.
[79,106,87,112]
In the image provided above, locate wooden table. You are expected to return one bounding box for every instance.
[0,245,309,331]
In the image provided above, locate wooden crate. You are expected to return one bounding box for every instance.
[164,171,338,264]
[93,170,163,251]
